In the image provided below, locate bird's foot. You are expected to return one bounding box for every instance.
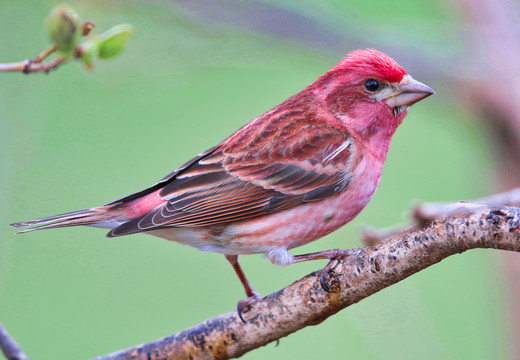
[293,249,350,293]
[320,249,350,293]
[293,249,351,292]
[237,290,262,324]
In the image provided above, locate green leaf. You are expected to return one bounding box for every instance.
[97,24,133,59]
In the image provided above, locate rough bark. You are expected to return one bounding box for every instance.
[92,201,520,360]
[3,192,520,360]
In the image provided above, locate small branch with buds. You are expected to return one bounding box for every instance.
[3,188,520,360]
[0,4,132,75]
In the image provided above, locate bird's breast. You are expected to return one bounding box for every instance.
[150,151,384,256]
[207,152,384,254]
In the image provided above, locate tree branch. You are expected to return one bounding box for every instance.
[0,322,30,360]
[89,190,520,360]
[2,189,520,359]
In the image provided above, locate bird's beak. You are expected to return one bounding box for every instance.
[387,75,435,108]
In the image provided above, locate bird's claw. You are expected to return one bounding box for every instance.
[319,260,340,293]
[318,251,349,293]
[237,293,262,324]
[319,269,333,293]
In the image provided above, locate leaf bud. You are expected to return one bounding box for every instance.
[97,24,133,59]
[45,5,79,54]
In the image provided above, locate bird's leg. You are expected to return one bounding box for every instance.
[292,249,351,293]
[225,254,259,298]
[225,254,261,323]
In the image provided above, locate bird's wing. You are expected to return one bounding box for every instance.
[105,145,220,205]
[109,111,353,237]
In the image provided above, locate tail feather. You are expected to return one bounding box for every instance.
[10,207,115,234]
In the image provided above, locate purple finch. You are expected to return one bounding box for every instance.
[11,49,434,314]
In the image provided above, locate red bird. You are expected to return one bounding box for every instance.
[11,49,434,315]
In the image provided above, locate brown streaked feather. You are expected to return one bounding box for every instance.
[109,103,354,237]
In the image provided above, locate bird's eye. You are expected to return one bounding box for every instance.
[364,79,380,92]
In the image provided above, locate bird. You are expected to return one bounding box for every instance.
[11,49,434,318]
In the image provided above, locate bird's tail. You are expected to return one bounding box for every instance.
[9,206,119,234]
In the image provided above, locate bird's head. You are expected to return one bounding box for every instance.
[314,49,434,139]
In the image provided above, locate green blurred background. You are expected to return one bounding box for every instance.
[0,0,509,359]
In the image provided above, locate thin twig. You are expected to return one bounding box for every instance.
[0,58,64,74]
[0,322,30,360]
[361,188,520,246]
[413,187,520,222]
[32,44,57,63]
[0,61,27,73]
[0,48,64,74]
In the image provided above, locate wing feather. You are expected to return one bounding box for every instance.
[109,105,354,237]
